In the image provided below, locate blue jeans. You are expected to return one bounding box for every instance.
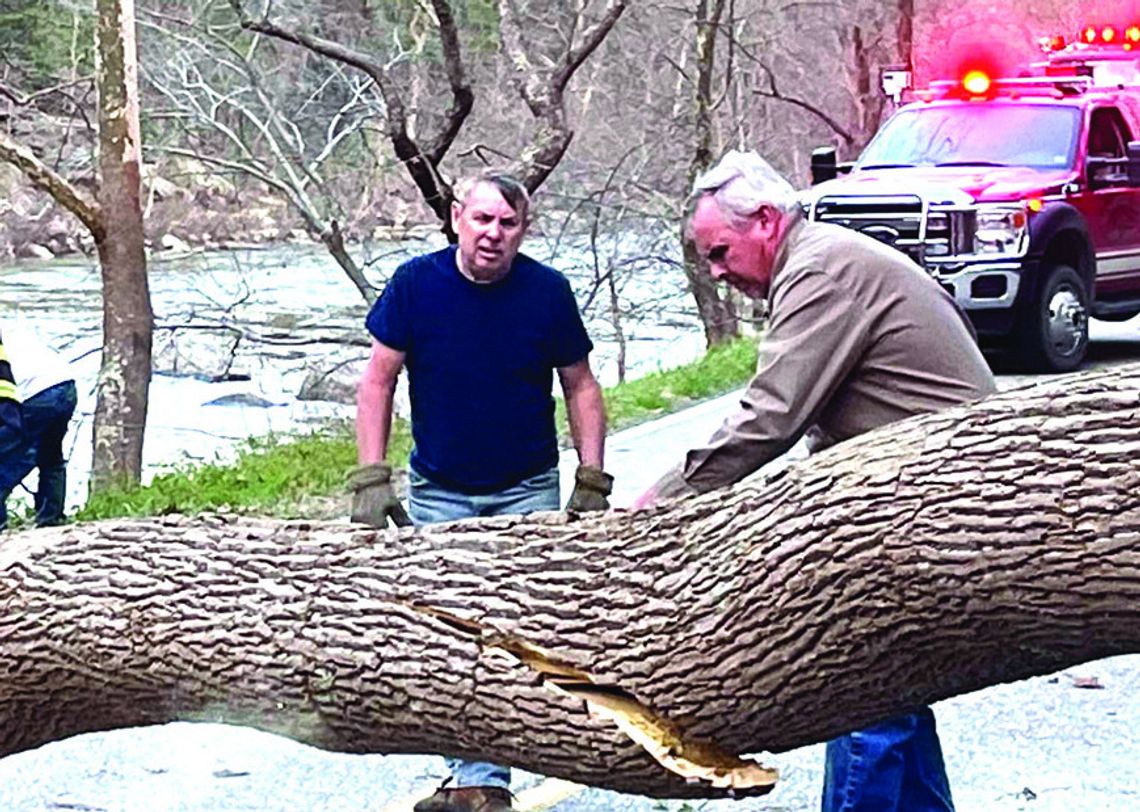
[0,381,78,530]
[409,464,561,791]
[822,707,954,812]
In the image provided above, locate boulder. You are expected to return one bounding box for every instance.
[159,234,192,253]
[153,329,245,382]
[19,243,54,260]
[297,358,410,418]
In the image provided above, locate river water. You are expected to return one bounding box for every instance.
[0,233,706,511]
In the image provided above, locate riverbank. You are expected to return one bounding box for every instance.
[1,225,714,523]
[0,160,442,261]
[69,338,759,524]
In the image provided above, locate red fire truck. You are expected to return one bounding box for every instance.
[806,25,1140,372]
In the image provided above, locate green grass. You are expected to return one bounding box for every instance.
[599,337,757,431]
[75,337,758,520]
[76,421,412,521]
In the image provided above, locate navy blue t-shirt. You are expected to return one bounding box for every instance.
[365,246,593,494]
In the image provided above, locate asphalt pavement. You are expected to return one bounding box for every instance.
[2,323,1140,811]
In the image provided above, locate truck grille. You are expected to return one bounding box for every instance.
[810,195,965,266]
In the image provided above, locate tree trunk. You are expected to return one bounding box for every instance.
[91,0,152,492]
[897,0,914,74]
[3,364,1140,798]
[685,0,739,347]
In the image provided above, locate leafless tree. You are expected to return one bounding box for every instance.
[682,0,741,347]
[142,5,386,302]
[0,0,152,492]
[224,0,627,218]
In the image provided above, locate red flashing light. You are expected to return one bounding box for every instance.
[1103,26,1118,43]
[1050,35,1066,51]
[1083,26,1098,44]
[1128,25,1140,43]
[962,70,992,96]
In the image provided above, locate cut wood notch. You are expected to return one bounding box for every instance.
[410,602,778,793]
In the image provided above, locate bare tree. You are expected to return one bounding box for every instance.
[0,0,152,492]
[682,0,740,347]
[224,0,473,239]
[143,6,386,302]
[225,0,627,223]
[3,363,1139,797]
[91,0,151,492]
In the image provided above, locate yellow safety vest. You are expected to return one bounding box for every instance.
[0,331,18,404]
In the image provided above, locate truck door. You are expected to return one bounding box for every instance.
[1081,106,1140,297]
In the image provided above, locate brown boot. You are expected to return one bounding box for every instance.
[412,786,513,812]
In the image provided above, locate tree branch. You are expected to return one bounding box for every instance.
[0,131,104,240]
[225,0,459,229]
[499,0,628,192]
[554,0,630,92]
[422,0,474,165]
[755,62,855,145]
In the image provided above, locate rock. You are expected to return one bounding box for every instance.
[19,243,54,260]
[44,214,73,243]
[298,363,360,405]
[204,393,285,408]
[153,329,243,382]
[297,359,409,418]
[147,175,183,200]
[160,234,192,253]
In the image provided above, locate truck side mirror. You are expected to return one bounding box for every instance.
[1088,154,1130,190]
[880,67,912,103]
[1128,140,1140,185]
[811,147,838,185]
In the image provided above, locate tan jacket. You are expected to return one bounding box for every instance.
[655,215,997,499]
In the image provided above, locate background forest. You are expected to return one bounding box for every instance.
[0,0,1100,262]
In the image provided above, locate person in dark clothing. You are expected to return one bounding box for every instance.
[352,171,611,812]
[0,323,78,530]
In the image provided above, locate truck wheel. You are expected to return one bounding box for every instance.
[1017,263,1088,373]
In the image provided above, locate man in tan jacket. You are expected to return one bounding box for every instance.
[637,150,996,812]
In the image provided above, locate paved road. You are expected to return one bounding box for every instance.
[2,321,1140,811]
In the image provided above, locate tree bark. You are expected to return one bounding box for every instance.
[3,364,1140,798]
[898,0,914,74]
[684,0,740,347]
[92,0,152,492]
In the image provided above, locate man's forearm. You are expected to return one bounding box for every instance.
[355,382,396,465]
[565,379,606,468]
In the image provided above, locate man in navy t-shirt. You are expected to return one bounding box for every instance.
[352,171,611,812]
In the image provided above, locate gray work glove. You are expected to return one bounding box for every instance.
[565,465,614,512]
[348,462,411,528]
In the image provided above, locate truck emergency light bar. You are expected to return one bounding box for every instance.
[923,74,1091,101]
[1043,24,1140,52]
[1080,25,1140,46]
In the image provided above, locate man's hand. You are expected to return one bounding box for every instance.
[348,462,411,528]
[566,464,614,512]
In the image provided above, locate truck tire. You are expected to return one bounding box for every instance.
[1016,263,1089,372]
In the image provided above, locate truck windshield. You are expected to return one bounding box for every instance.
[857,104,1080,171]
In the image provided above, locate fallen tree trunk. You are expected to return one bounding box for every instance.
[2,364,1139,798]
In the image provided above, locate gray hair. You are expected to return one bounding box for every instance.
[690,150,799,229]
[453,170,531,223]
